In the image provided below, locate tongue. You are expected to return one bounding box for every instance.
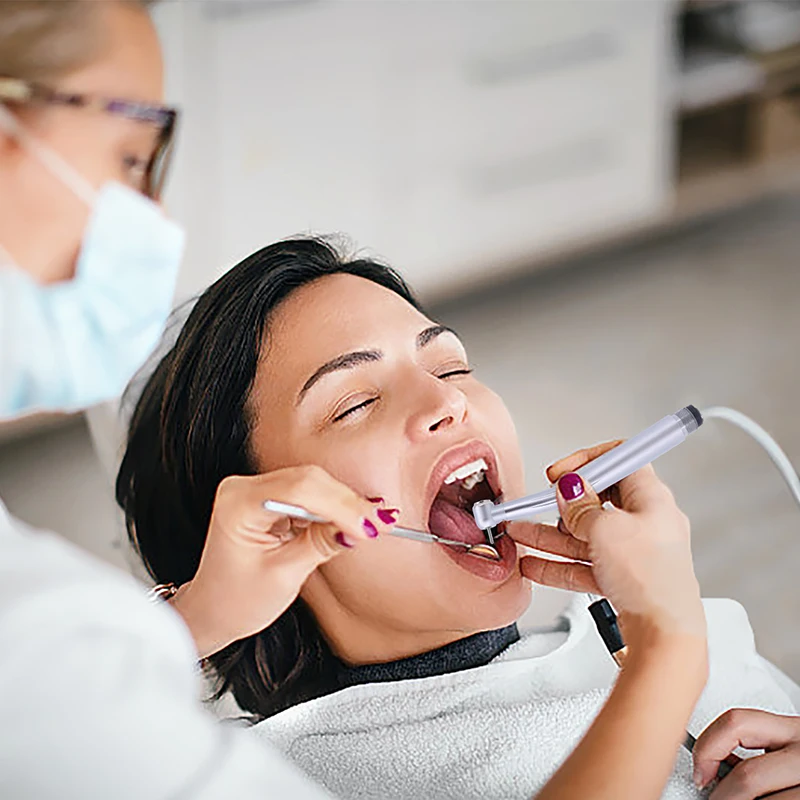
[428,497,486,545]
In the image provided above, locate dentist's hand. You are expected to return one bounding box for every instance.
[516,440,706,651]
[694,709,800,799]
[169,466,395,659]
[526,442,708,800]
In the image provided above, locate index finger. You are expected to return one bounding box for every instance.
[547,439,674,514]
[253,466,389,543]
[545,440,624,483]
[694,710,800,788]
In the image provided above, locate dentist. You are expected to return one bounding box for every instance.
[0,2,720,799]
[0,2,387,797]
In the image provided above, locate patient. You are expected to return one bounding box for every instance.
[117,238,798,799]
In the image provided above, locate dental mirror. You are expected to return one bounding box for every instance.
[465,543,502,561]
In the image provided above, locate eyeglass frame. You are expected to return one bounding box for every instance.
[0,77,178,200]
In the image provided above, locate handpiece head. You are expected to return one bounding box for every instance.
[472,498,496,530]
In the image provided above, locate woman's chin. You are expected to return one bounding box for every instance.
[447,555,532,632]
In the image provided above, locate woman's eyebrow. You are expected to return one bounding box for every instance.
[297,350,382,404]
[417,324,458,348]
[297,325,460,405]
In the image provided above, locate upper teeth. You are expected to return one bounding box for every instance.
[444,458,488,488]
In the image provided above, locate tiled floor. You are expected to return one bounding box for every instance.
[2,193,799,679]
[435,193,800,679]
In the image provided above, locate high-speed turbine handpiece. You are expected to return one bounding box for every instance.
[473,405,703,531]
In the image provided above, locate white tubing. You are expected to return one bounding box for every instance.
[702,406,800,508]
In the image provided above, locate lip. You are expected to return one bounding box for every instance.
[423,439,502,527]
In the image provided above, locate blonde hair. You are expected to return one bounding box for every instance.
[0,1,156,84]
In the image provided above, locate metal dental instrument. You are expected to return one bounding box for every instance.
[473,405,704,542]
[262,499,502,561]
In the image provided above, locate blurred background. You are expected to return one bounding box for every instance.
[1,0,799,677]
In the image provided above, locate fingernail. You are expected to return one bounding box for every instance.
[558,472,584,501]
[367,496,384,504]
[377,508,398,524]
[335,531,354,548]
[362,518,379,538]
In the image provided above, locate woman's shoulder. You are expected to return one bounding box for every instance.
[699,597,799,718]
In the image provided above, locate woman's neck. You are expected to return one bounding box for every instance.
[301,569,519,666]
[321,608,472,666]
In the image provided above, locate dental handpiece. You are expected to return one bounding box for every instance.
[473,405,703,534]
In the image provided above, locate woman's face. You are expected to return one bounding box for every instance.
[249,274,531,664]
[0,2,164,284]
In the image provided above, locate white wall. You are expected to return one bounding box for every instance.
[154,0,673,302]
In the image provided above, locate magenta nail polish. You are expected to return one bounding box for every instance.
[367,496,384,504]
[335,532,354,548]
[558,472,585,501]
[377,508,398,524]
[363,518,379,538]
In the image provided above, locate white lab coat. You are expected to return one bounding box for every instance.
[0,499,332,800]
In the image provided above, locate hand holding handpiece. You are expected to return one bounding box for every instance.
[473,405,702,536]
[169,466,396,659]
[529,443,709,800]
[517,439,707,644]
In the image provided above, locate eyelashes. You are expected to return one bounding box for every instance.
[437,368,473,379]
[332,397,377,423]
[331,368,474,423]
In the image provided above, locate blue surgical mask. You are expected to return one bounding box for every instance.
[0,106,185,418]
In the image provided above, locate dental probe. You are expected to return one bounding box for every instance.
[473,405,704,543]
[262,500,502,561]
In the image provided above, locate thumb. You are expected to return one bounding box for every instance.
[555,472,605,543]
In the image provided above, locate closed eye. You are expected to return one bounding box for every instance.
[331,368,472,422]
[332,397,377,423]
[438,368,473,379]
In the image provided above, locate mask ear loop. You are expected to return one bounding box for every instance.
[0,102,96,207]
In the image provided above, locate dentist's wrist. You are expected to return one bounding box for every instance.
[621,612,708,694]
[168,580,230,660]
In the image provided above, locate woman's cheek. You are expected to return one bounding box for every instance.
[474,386,525,490]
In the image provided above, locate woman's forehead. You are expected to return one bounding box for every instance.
[273,274,428,344]
[260,274,432,383]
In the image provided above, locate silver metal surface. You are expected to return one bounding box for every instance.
[262,499,501,560]
[473,406,703,530]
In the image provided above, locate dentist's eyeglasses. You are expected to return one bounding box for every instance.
[0,77,178,200]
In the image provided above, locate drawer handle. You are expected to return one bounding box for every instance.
[465,136,615,196]
[465,31,619,86]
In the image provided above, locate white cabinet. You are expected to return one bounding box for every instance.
[160,0,673,300]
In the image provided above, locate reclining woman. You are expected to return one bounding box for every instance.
[117,237,798,799]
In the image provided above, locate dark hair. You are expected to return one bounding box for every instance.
[116,237,422,719]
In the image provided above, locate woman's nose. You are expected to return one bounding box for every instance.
[406,379,468,441]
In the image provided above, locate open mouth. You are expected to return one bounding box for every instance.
[427,452,505,548]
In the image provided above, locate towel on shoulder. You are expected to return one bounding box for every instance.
[244,597,798,800]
